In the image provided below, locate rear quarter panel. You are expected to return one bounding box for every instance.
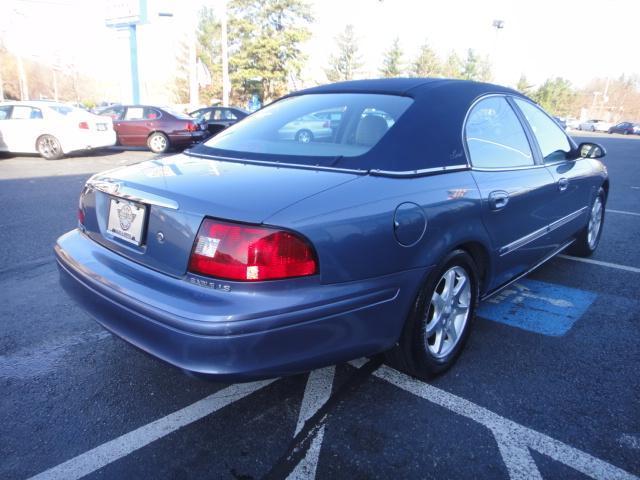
[265,170,492,286]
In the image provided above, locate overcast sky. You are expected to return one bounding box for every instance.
[2,0,639,93]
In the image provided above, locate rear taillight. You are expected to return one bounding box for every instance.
[322,121,330,128]
[78,121,89,130]
[77,207,85,225]
[188,219,318,281]
[186,122,197,132]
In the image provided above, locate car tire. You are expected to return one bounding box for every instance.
[567,187,606,257]
[386,249,479,380]
[36,135,64,160]
[295,129,313,144]
[147,132,170,153]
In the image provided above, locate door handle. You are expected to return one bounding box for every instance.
[488,190,510,211]
[558,177,569,191]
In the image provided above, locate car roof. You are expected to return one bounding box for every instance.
[275,78,526,172]
[287,77,518,98]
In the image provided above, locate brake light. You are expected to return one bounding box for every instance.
[185,122,197,132]
[77,207,85,225]
[322,121,330,128]
[188,219,318,281]
[78,121,89,129]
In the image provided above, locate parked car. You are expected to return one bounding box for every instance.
[578,119,612,132]
[0,101,115,159]
[277,113,333,143]
[189,106,249,136]
[97,105,207,153]
[565,117,581,130]
[553,116,567,130]
[608,121,640,135]
[56,78,608,381]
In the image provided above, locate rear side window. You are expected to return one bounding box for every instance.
[144,108,161,120]
[465,97,534,169]
[514,98,571,163]
[10,106,43,120]
[204,93,413,158]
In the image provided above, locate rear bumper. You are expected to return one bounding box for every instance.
[55,229,426,380]
[63,131,117,153]
[169,131,207,147]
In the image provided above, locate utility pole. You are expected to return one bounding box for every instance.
[221,0,230,106]
[17,54,28,100]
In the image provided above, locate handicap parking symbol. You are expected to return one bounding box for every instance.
[478,279,597,336]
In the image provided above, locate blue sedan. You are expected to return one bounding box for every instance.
[55,79,608,380]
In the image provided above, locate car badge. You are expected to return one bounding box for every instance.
[118,204,136,231]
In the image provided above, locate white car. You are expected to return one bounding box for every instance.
[0,101,116,159]
[578,119,612,132]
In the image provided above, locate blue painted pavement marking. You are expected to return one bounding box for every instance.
[478,279,597,336]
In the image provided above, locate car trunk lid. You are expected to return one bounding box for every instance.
[80,153,361,277]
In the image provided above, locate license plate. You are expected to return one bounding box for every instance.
[107,198,147,246]
[97,123,107,131]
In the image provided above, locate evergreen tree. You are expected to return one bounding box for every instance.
[325,24,363,82]
[229,0,313,102]
[379,37,404,78]
[411,41,440,77]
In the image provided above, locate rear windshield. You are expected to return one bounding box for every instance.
[201,93,413,160]
[48,105,83,116]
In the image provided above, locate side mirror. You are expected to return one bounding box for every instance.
[577,142,606,159]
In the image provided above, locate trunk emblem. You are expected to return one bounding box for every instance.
[156,232,165,243]
[117,204,136,231]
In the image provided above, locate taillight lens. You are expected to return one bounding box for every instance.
[186,122,197,132]
[78,121,89,129]
[188,219,318,281]
[322,121,330,128]
[77,208,85,225]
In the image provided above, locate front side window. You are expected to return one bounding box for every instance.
[203,93,413,159]
[514,98,572,163]
[101,106,124,120]
[0,106,12,120]
[465,96,534,169]
[124,107,145,121]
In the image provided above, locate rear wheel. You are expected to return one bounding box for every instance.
[568,188,605,257]
[36,135,64,160]
[148,132,170,153]
[295,129,313,144]
[386,249,479,380]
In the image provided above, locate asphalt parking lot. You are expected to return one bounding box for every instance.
[1,134,639,480]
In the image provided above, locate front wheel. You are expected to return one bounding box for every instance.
[568,188,605,257]
[147,132,170,153]
[36,135,64,160]
[386,249,479,380]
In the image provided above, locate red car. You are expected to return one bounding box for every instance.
[97,105,207,153]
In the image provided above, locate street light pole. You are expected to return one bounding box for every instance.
[221,0,230,107]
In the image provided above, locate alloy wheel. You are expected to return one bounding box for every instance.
[424,266,471,358]
[587,196,603,249]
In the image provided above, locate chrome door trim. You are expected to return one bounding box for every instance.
[87,179,179,210]
[499,206,587,256]
[483,239,575,301]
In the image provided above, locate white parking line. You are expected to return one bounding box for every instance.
[374,366,639,480]
[558,255,640,273]
[289,366,335,480]
[608,209,640,217]
[28,380,276,480]
[28,363,639,480]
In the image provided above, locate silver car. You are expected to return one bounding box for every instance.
[277,114,333,143]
